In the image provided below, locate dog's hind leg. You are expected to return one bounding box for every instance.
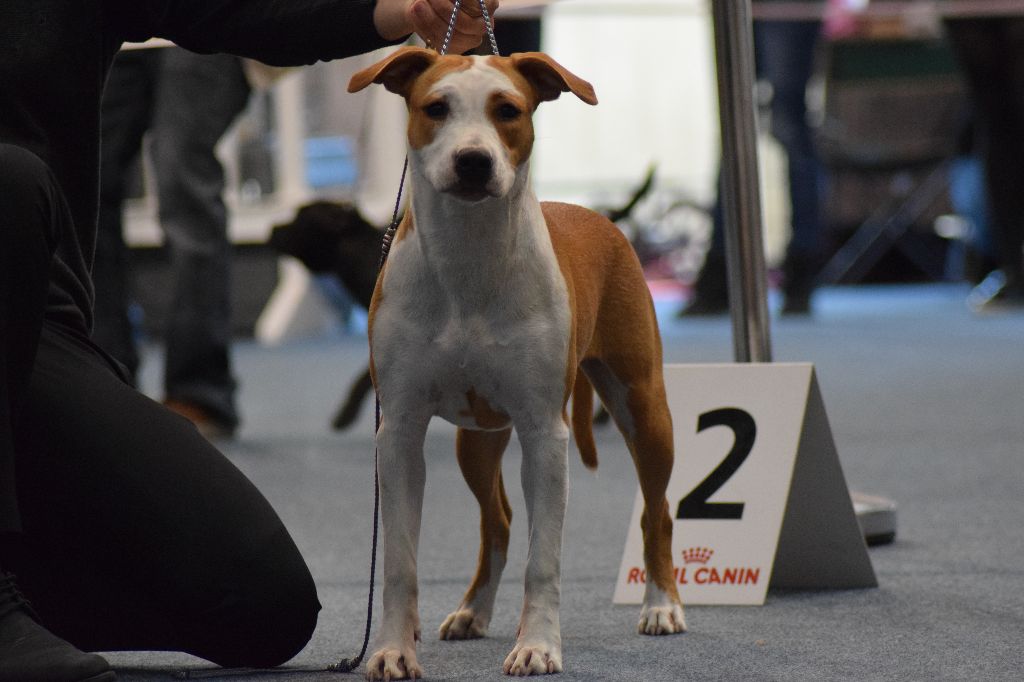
[583,358,686,635]
[440,427,513,640]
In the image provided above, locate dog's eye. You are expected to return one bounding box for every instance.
[496,103,522,121]
[424,101,449,120]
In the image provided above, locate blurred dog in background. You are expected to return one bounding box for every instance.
[267,201,382,429]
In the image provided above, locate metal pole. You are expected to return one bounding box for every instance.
[711,0,773,363]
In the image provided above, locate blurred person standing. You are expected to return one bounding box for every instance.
[944,12,1024,309]
[682,0,826,316]
[94,47,253,438]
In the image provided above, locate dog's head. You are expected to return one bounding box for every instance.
[268,201,378,273]
[349,47,597,203]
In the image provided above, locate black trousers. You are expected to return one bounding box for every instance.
[0,143,320,666]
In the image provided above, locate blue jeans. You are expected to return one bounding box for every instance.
[706,20,824,276]
[94,48,250,428]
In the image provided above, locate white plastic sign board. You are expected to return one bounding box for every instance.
[613,363,876,606]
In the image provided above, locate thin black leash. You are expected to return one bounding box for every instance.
[174,179,402,681]
[322,155,407,675]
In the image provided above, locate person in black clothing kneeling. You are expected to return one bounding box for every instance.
[0,2,497,681]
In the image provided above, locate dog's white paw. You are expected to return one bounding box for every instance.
[365,647,423,681]
[637,603,687,635]
[439,607,488,640]
[502,641,563,676]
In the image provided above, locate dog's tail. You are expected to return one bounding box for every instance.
[571,370,599,470]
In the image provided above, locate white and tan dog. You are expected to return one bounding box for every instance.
[348,47,685,680]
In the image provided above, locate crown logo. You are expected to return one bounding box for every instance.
[681,547,713,565]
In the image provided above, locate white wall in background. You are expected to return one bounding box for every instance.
[533,0,719,205]
[532,0,789,263]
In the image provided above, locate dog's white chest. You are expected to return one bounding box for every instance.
[370,212,571,431]
[424,313,519,429]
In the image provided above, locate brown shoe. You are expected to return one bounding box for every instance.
[163,399,236,440]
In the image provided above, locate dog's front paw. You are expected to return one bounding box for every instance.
[365,647,423,681]
[439,607,489,640]
[637,603,686,635]
[502,641,562,676]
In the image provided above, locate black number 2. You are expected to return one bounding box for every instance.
[675,408,756,520]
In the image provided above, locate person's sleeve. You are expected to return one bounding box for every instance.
[109,0,408,66]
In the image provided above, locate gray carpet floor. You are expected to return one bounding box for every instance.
[106,283,1024,681]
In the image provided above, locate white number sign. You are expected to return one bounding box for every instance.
[614,363,876,606]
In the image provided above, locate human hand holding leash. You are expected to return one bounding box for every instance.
[374,0,500,54]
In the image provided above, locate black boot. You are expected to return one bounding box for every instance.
[679,250,730,316]
[781,252,817,316]
[0,573,115,682]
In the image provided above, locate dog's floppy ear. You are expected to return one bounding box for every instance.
[509,52,598,106]
[348,46,438,97]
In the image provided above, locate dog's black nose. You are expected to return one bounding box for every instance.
[454,150,493,185]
